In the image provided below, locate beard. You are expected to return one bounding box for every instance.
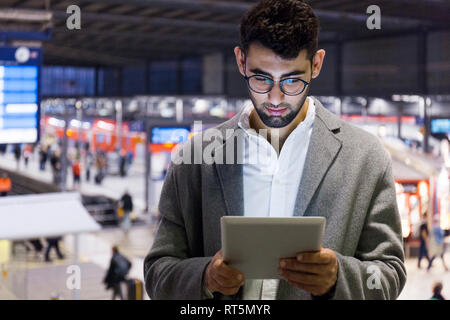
[249,86,310,128]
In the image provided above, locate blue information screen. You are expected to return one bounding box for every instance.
[431,119,450,134]
[0,46,41,144]
[151,127,190,144]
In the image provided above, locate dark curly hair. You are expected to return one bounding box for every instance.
[240,0,320,61]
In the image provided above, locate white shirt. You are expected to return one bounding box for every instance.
[238,96,316,300]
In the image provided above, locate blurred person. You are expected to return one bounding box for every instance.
[418,212,432,269]
[72,159,81,189]
[428,215,448,272]
[119,149,127,177]
[74,141,81,160]
[0,144,7,155]
[103,246,132,300]
[430,282,445,300]
[50,150,62,186]
[50,149,60,169]
[119,190,133,234]
[23,144,32,168]
[84,143,93,182]
[13,144,21,170]
[0,173,12,196]
[95,150,106,185]
[39,144,49,171]
[126,150,133,167]
[28,238,44,260]
[144,0,406,300]
[45,236,65,262]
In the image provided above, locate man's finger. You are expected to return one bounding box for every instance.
[220,285,241,296]
[207,273,222,293]
[296,249,334,264]
[215,259,244,281]
[214,272,244,288]
[209,276,240,296]
[278,269,322,286]
[210,265,243,296]
[279,258,328,275]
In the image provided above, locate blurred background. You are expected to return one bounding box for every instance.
[0,0,449,300]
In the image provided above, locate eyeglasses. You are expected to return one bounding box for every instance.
[242,55,310,96]
[244,74,309,96]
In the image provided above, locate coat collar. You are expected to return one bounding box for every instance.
[293,98,343,217]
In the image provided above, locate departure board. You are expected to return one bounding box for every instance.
[151,127,190,144]
[431,119,450,134]
[0,46,41,144]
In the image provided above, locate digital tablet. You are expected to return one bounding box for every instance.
[221,216,326,279]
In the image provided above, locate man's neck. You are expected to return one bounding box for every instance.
[249,97,310,153]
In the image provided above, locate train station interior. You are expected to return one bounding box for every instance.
[0,0,449,301]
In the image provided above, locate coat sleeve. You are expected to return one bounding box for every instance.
[331,159,407,300]
[143,164,212,300]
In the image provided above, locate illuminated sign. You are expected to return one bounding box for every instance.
[151,127,190,144]
[431,119,450,134]
[0,47,41,144]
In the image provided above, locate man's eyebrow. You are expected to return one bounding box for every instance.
[249,68,306,78]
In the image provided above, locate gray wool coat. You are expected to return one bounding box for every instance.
[143,96,407,300]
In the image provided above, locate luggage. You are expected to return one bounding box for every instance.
[125,278,143,300]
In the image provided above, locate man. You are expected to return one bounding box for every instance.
[45,236,65,262]
[430,282,445,300]
[13,144,21,170]
[119,190,133,234]
[104,246,132,300]
[417,212,431,269]
[144,0,406,300]
[427,215,448,272]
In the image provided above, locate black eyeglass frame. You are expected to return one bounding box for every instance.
[241,52,312,96]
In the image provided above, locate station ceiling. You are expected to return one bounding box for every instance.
[1,0,449,66]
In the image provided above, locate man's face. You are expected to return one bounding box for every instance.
[238,43,313,128]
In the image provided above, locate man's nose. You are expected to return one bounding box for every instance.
[267,83,284,106]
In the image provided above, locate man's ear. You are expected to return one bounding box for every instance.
[234,46,246,77]
[311,49,326,79]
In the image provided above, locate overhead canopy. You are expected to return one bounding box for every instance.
[2,1,449,65]
[0,192,101,240]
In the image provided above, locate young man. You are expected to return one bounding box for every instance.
[144,0,406,300]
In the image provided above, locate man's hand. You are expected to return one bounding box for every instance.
[205,249,245,296]
[278,248,338,297]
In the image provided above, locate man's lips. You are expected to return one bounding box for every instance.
[265,106,288,116]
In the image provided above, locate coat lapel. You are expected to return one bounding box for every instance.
[213,113,246,217]
[293,99,343,217]
[215,163,244,217]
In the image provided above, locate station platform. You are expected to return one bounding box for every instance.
[0,147,161,300]
[0,224,158,300]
